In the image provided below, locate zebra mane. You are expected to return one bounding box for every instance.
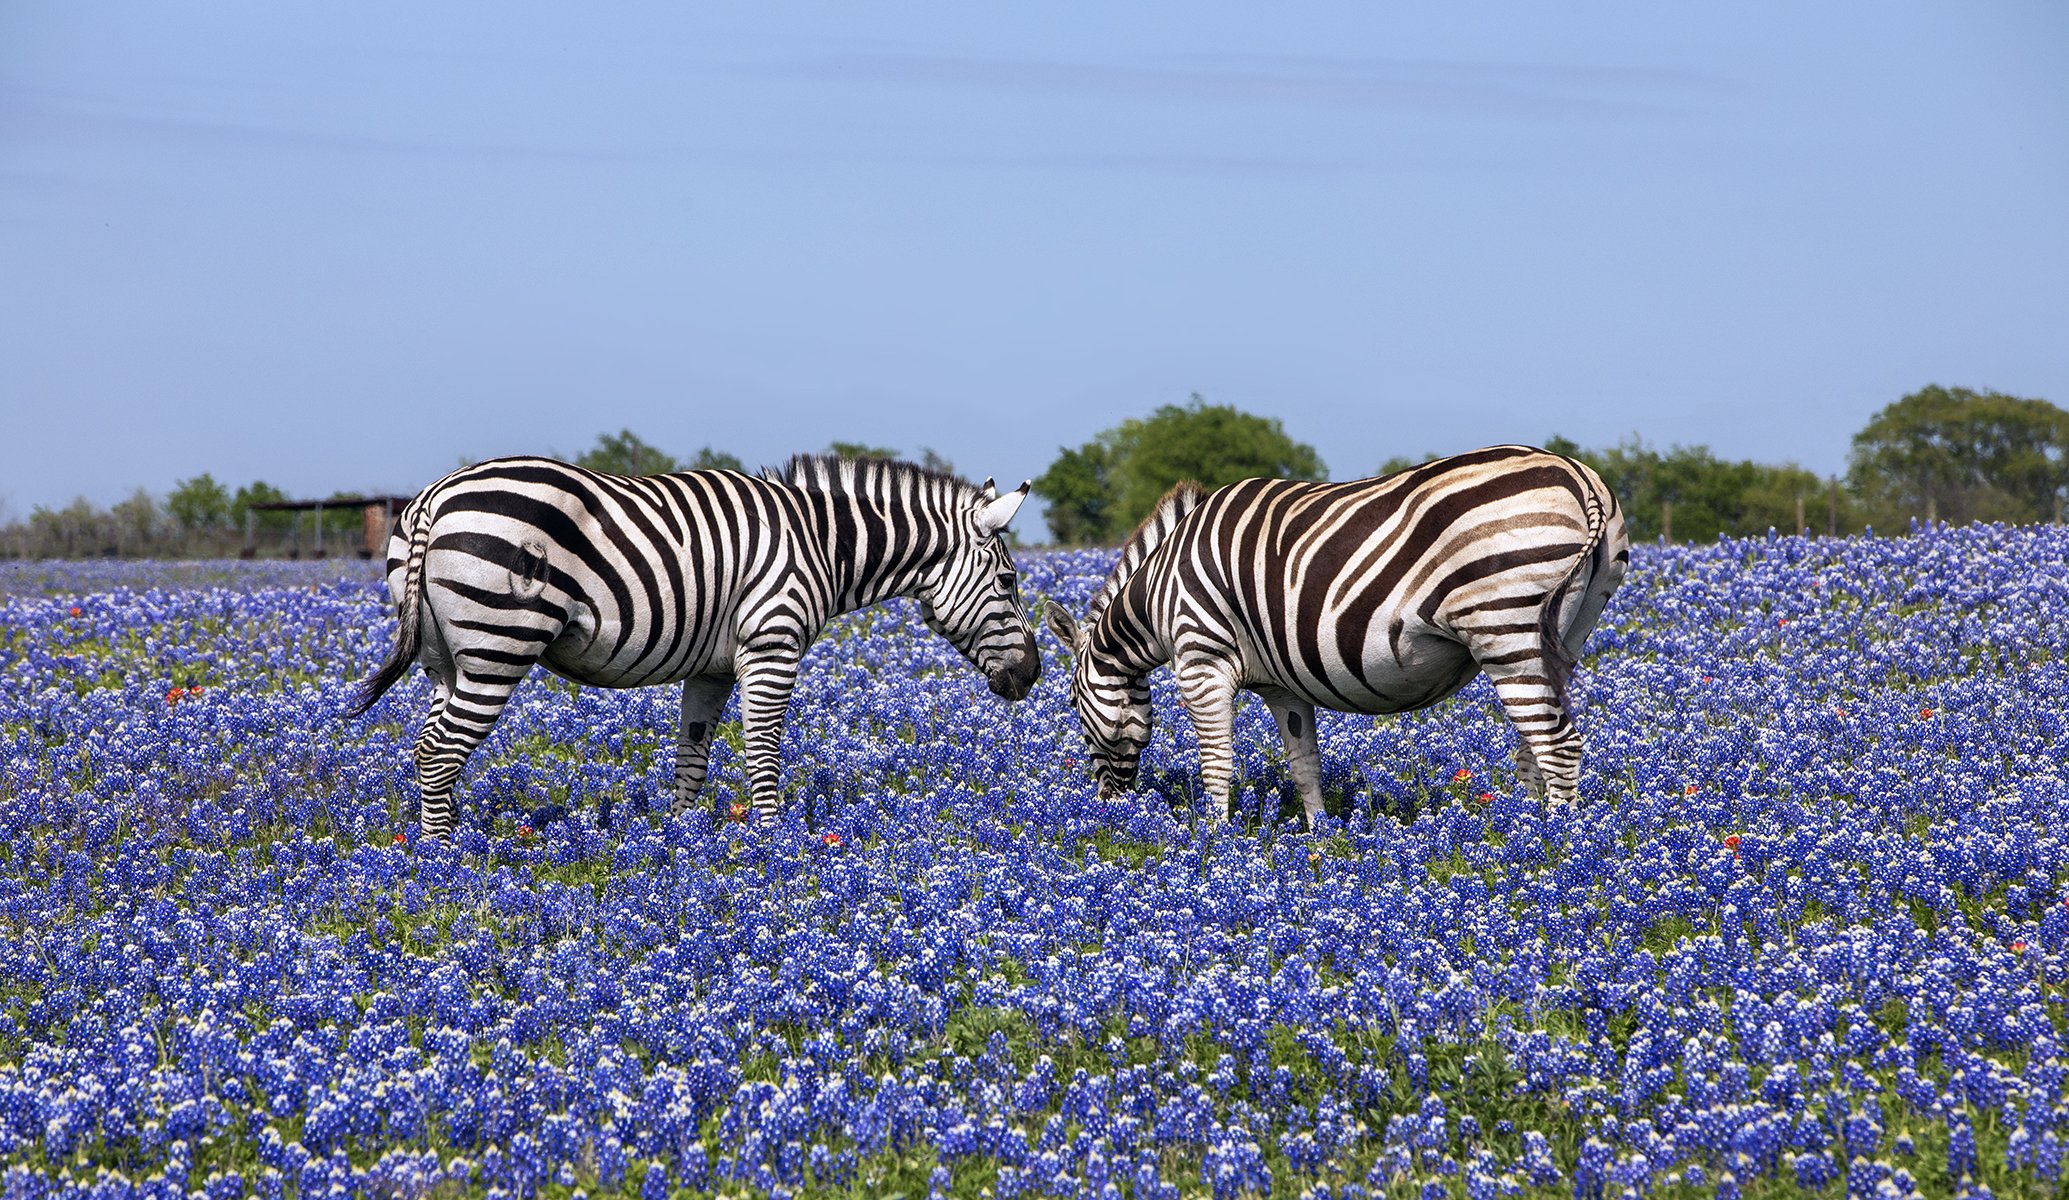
[765,454,982,506]
[1086,481,1207,626]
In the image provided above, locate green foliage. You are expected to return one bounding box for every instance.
[821,443,955,474]
[1847,384,2069,525]
[828,440,902,461]
[232,480,293,531]
[1376,452,1440,477]
[166,474,230,530]
[1547,436,1858,542]
[576,429,680,476]
[108,489,160,548]
[1031,442,1113,547]
[1033,395,1325,544]
[1109,396,1324,531]
[686,446,745,472]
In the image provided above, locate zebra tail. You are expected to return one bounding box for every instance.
[348,494,434,718]
[1535,467,1610,693]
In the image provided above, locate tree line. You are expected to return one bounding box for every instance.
[3,386,2059,557]
[0,431,957,559]
[1030,384,2068,545]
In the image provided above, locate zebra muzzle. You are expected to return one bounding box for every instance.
[986,636,1040,701]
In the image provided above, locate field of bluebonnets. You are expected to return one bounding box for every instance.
[3,526,2069,1200]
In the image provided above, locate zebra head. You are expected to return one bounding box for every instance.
[915,480,1041,701]
[1042,604,1151,797]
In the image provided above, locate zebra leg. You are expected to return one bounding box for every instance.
[1513,740,1546,799]
[413,662,528,843]
[672,675,735,817]
[1261,692,1325,831]
[735,650,801,827]
[1175,660,1239,828]
[411,683,450,773]
[1480,658,1582,811]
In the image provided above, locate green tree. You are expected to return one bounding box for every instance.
[1034,395,1324,544]
[686,446,745,472]
[110,489,160,554]
[232,480,292,530]
[1548,435,1861,541]
[828,441,901,461]
[1109,396,1324,525]
[1847,385,2068,525]
[578,429,681,476]
[166,473,231,530]
[28,498,107,557]
[1377,451,1441,477]
[1032,442,1114,546]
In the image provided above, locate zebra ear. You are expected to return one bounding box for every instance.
[1044,602,1078,653]
[979,476,997,499]
[976,481,1029,534]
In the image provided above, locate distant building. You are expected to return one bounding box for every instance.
[241,495,415,559]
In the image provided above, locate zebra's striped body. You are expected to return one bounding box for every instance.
[352,455,1037,840]
[1045,445,1627,827]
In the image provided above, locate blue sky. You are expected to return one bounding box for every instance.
[3,3,2065,524]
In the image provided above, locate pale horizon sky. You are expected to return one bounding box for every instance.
[3,3,2066,523]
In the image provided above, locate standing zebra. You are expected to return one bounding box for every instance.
[1044,445,1627,829]
[351,454,1039,841]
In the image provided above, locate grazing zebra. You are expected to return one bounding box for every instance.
[351,454,1039,841]
[1044,446,1627,829]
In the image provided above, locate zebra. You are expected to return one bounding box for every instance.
[350,454,1039,841]
[1043,445,1627,829]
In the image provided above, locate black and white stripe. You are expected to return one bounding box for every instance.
[1045,445,1627,828]
[352,454,1038,840]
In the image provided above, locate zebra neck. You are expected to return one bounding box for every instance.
[797,485,951,613]
[1086,480,1204,631]
[1086,575,1170,677]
